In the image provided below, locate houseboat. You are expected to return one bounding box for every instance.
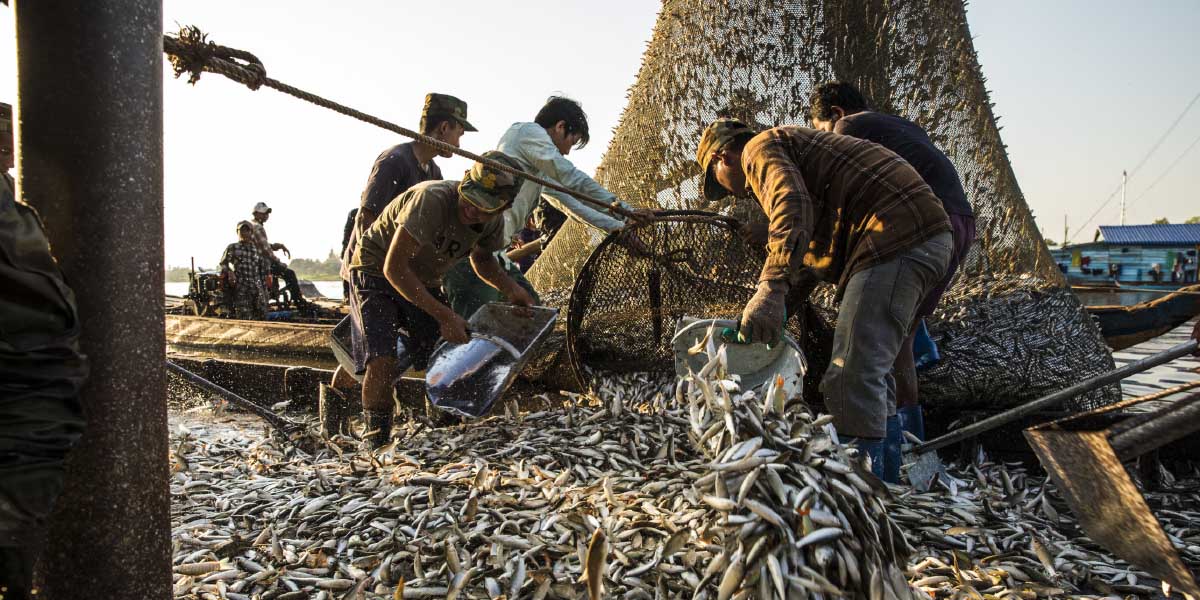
[1051,223,1200,287]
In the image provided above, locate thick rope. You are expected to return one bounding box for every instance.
[163,26,636,220]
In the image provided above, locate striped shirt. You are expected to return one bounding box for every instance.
[741,126,950,296]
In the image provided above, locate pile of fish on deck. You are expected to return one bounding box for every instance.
[170,344,1200,599]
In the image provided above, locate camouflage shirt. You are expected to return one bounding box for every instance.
[740,126,950,297]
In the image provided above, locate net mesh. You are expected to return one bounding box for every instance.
[526,0,1119,411]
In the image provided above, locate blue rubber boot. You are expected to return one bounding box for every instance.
[897,404,926,441]
[882,415,903,484]
[842,436,885,479]
[913,320,941,371]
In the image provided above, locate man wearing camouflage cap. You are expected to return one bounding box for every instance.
[347,150,531,449]
[696,118,952,481]
[0,101,88,594]
[342,92,475,285]
[325,93,477,417]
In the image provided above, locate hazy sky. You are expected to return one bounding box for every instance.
[0,1,1196,266]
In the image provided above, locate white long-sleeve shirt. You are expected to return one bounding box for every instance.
[495,122,628,243]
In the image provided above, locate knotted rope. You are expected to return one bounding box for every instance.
[163,26,637,221]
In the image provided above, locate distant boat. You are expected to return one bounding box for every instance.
[1083,284,1200,351]
[1050,223,1200,287]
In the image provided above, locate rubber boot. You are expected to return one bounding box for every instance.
[913,320,941,371]
[841,436,885,479]
[897,404,925,441]
[319,384,352,437]
[882,415,903,484]
[360,410,392,451]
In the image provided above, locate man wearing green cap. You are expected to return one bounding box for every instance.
[0,101,88,595]
[341,92,475,288]
[326,93,477,416]
[347,150,531,450]
[696,118,952,480]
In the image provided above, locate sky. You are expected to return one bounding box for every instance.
[0,1,1196,266]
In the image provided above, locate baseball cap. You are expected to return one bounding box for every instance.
[458,151,525,214]
[252,202,272,214]
[696,118,757,202]
[422,93,477,133]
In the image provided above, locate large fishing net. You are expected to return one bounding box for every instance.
[527,0,1119,412]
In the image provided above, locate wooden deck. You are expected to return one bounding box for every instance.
[1113,317,1199,405]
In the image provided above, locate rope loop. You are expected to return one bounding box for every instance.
[165,26,267,90]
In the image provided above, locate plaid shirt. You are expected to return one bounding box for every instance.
[220,241,270,314]
[741,126,950,298]
[249,220,281,264]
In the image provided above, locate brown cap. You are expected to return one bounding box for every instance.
[421,93,477,133]
[696,118,757,201]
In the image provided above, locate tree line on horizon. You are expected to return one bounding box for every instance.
[165,250,343,282]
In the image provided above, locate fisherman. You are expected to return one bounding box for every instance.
[250,201,306,307]
[696,118,952,480]
[325,94,476,420]
[219,221,272,320]
[808,81,977,479]
[0,101,88,596]
[442,96,654,319]
[347,151,531,450]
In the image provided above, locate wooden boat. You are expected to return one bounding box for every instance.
[1084,284,1200,351]
[166,313,338,369]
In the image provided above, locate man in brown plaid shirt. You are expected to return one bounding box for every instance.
[220,221,271,320]
[697,118,952,481]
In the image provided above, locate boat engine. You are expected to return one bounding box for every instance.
[186,270,232,317]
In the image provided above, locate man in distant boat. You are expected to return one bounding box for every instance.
[249,201,306,308]
[219,221,272,320]
[442,95,654,320]
[807,81,977,482]
[696,117,952,482]
[346,151,531,450]
[324,93,476,426]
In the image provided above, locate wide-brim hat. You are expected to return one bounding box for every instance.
[458,151,526,213]
[696,118,757,202]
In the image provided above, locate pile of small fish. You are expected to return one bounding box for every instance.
[895,457,1200,599]
[680,341,919,599]
[920,273,1121,413]
[169,368,1200,599]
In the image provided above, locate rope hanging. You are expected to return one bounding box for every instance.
[162,26,637,221]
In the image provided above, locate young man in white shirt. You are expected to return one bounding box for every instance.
[442,96,653,318]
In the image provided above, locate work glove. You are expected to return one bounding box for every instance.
[740,280,789,345]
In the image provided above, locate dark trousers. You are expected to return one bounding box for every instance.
[270,261,304,303]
